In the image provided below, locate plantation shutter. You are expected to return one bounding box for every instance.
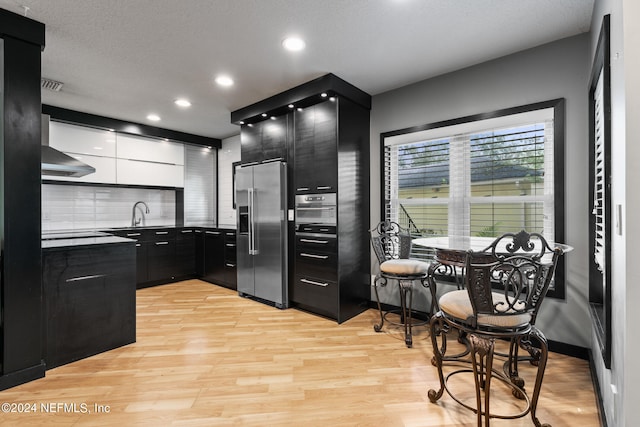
[593,70,606,271]
[383,108,555,260]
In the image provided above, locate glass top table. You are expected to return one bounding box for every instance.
[412,236,573,254]
[413,235,572,294]
[412,235,573,270]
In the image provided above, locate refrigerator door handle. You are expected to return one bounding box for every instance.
[249,187,258,255]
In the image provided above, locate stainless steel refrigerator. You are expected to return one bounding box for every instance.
[235,161,288,308]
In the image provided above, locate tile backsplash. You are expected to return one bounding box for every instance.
[42,184,176,232]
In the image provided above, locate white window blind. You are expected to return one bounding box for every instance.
[184,145,217,224]
[593,69,605,271]
[384,109,555,249]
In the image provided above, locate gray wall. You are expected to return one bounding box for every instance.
[369,33,592,347]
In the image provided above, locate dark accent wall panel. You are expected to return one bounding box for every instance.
[231,73,371,124]
[336,97,371,322]
[0,10,46,390]
[42,104,221,149]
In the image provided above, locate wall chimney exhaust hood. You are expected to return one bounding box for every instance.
[41,115,96,178]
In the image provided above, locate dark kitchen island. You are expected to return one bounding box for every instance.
[42,233,136,369]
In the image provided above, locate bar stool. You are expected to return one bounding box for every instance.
[427,230,564,426]
[370,221,437,347]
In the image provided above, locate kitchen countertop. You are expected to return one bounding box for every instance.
[42,234,135,249]
[42,224,237,248]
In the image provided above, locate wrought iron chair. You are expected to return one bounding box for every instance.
[370,221,437,347]
[427,230,564,427]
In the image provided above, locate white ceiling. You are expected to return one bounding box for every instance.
[1,0,594,140]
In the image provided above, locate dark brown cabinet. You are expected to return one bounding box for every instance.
[147,229,177,282]
[241,114,289,164]
[292,96,371,323]
[292,234,339,318]
[176,228,197,277]
[108,226,236,288]
[202,229,225,285]
[110,227,197,287]
[201,228,237,290]
[43,241,136,369]
[294,101,337,194]
[223,231,237,288]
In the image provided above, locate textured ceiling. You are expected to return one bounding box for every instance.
[0,0,594,140]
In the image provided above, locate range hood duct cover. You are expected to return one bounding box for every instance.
[41,115,96,178]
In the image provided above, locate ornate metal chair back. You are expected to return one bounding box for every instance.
[466,230,563,326]
[371,221,412,263]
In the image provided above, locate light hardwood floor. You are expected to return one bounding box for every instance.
[0,280,601,426]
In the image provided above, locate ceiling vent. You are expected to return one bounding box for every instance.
[41,78,64,92]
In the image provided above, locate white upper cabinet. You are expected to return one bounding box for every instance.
[49,121,117,157]
[48,154,117,184]
[45,121,186,188]
[116,134,184,165]
[116,159,184,187]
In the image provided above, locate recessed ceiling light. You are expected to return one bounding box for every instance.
[261,113,268,117]
[175,98,191,107]
[282,36,305,52]
[215,75,234,87]
[147,114,161,122]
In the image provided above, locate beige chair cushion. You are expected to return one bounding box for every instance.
[439,290,532,328]
[380,259,430,275]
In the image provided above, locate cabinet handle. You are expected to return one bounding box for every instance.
[195,230,202,233]
[225,263,236,268]
[300,278,329,287]
[300,239,329,244]
[155,241,169,245]
[300,253,329,259]
[206,231,221,235]
[136,243,141,247]
[316,186,332,190]
[226,243,236,247]
[66,274,106,283]
[126,232,141,237]
[319,228,331,232]
[155,231,169,235]
[181,230,193,234]
[297,187,310,191]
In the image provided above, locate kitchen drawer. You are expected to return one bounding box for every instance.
[149,228,176,239]
[296,234,337,253]
[110,228,176,242]
[295,250,337,281]
[292,274,338,318]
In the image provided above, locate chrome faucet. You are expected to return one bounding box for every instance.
[131,201,150,227]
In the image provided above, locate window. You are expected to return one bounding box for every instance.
[589,14,611,369]
[381,99,565,298]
